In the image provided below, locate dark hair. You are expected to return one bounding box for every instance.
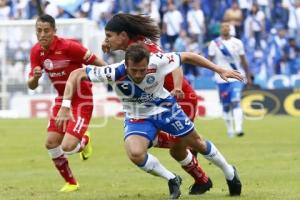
[37,14,56,29]
[105,13,160,42]
[125,43,150,66]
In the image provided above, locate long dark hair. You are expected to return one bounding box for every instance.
[105,13,160,42]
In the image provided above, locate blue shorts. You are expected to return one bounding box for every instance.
[124,103,194,144]
[217,81,244,105]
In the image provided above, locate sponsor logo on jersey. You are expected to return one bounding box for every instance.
[146,75,155,84]
[48,71,66,77]
[55,51,62,55]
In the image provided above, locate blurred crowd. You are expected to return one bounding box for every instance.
[1,0,300,89]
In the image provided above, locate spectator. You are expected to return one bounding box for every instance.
[187,0,205,52]
[223,1,243,38]
[162,2,183,51]
[246,3,265,49]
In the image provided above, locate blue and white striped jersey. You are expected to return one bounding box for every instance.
[86,52,181,118]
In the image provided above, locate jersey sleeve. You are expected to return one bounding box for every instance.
[29,47,41,77]
[208,41,216,56]
[153,52,181,76]
[68,40,96,65]
[85,62,123,83]
[237,40,245,56]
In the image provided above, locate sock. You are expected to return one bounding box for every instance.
[138,153,175,180]
[233,107,243,134]
[223,111,235,137]
[48,146,77,185]
[180,150,208,184]
[201,141,234,180]
[64,143,81,155]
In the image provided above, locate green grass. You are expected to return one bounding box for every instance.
[0,116,299,200]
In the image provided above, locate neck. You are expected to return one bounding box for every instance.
[221,35,231,40]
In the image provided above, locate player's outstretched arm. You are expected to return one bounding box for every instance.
[180,52,244,82]
[55,68,88,131]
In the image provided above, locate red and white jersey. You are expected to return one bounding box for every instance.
[30,36,96,100]
[128,36,197,103]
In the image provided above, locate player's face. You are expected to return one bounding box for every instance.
[36,21,56,49]
[221,23,230,36]
[126,58,148,84]
[104,31,128,51]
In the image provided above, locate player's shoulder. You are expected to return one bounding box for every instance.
[31,42,41,53]
[231,37,243,44]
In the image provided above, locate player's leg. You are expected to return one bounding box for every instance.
[47,104,78,192]
[218,83,235,137]
[159,104,241,196]
[230,81,245,136]
[169,100,212,195]
[180,130,242,195]
[124,118,181,199]
[46,131,78,191]
[61,103,93,159]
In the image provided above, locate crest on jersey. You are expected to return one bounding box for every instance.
[43,59,54,70]
[146,75,155,84]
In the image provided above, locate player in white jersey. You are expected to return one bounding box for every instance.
[208,22,252,138]
[56,44,244,198]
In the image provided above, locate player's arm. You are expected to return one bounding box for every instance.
[240,55,252,85]
[55,68,88,131]
[180,52,244,82]
[171,67,184,99]
[27,66,43,90]
[28,48,43,90]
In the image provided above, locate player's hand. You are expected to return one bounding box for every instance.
[102,42,110,53]
[219,68,244,82]
[33,66,43,79]
[171,88,185,99]
[55,107,75,132]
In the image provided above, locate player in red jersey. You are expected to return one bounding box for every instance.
[27,14,106,192]
[101,13,213,195]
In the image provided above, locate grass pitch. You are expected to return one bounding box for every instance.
[0,116,299,200]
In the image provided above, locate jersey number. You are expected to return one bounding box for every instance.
[171,120,184,131]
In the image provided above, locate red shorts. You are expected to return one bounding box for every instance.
[48,98,93,140]
[177,95,198,122]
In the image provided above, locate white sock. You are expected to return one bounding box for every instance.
[178,150,193,166]
[223,111,234,137]
[139,153,175,180]
[233,107,243,134]
[48,146,64,159]
[63,143,81,155]
[202,141,234,180]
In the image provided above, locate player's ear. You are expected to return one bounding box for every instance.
[120,31,128,39]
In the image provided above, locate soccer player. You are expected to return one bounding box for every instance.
[208,22,252,138]
[101,13,212,195]
[56,44,243,198]
[27,14,106,192]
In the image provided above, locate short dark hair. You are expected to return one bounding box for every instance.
[37,14,56,29]
[125,43,150,66]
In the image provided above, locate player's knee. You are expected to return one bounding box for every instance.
[223,104,230,112]
[232,101,240,109]
[128,150,145,165]
[61,143,77,152]
[45,140,60,150]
